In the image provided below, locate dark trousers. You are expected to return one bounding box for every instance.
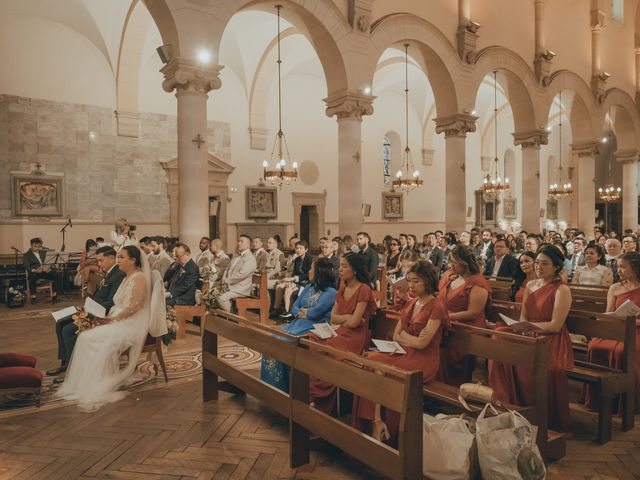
[28,270,62,296]
[55,318,78,366]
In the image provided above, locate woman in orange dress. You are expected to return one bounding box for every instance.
[353,261,448,442]
[308,252,377,414]
[511,251,536,303]
[489,245,574,432]
[436,245,490,386]
[584,252,640,413]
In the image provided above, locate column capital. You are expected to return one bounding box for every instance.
[433,114,477,138]
[512,130,548,149]
[590,9,606,32]
[161,58,223,94]
[348,0,374,34]
[615,149,639,164]
[571,141,600,157]
[324,91,375,120]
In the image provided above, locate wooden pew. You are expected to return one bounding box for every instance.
[174,283,207,339]
[491,299,636,444]
[487,276,513,302]
[235,273,269,324]
[202,310,423,480]
[569,284,608,313]
[372,265,388,308]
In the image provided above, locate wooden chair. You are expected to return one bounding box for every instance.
[35,279,54,302]
[142,334,168,383]
[174,282,208,339]
[235,273,269,324]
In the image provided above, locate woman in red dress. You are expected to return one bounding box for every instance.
[511,251,536,303]
[436,245,490,386]
[353,261,448,442]
[489,245,574,432]
[584,252,640,413]
[308,252,377,414]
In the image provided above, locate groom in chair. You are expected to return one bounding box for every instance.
[47,246,126,377]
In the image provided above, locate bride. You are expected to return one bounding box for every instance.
[57,245,153,412]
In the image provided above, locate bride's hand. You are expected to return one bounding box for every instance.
[92,317,112,327]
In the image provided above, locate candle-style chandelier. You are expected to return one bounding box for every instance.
[261,5,298,188]
[548,91,573,199]
[392,43,423,193]
[598,108,621,202]
[482,71,510,198]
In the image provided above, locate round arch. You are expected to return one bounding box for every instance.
[600,88,640,152]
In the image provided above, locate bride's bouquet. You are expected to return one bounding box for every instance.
[72,307,95,333]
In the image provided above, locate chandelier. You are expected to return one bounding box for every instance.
[261,5,298,188]
[598,108,621,202]
[483,71,510,198]
[392,43,423,193]
[548,91,573,199]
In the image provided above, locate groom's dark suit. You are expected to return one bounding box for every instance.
[55,265,126,368]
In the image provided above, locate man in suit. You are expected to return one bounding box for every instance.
[265,236,285,288]
[215,234,257,312]
[47,246,125,377]
[252,237,269,272]
[483,238,519,280]
[473,229,495,262]
[357,232,380,284]
[420,232,445,273]
[194,237,212,273]
[569,237,586,277]
[149,236,172,277]
[208,238,230,286]
[605,238,622,283]
[166,243,199,306]
[22,237,63,303]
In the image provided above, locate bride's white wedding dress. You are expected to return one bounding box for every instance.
[57,269,150,412]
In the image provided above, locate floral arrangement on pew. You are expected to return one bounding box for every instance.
[72,308,95,332]
[163,306,179,346]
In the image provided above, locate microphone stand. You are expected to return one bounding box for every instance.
[60,218,72,252]
[57,218,72,294]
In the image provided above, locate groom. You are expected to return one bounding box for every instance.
[47,246,125,377]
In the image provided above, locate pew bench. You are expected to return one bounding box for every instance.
[371,265,388,308]
[234,273,269,324]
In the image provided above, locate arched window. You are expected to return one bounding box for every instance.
[612,0,624,23]
[383,136,391,186]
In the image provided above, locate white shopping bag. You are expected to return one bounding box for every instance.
[423,414,476,480]
[475,404,546,480]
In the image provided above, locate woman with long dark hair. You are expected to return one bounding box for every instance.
[511,251,536,302]
[308,252,377,414]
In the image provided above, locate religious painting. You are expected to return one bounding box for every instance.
[503,197,517,219]
[382,192,403,219]
[546,199,558,220]
[11,174,64,218]
[246,186,277,219]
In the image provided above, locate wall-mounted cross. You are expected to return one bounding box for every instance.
[353,151,361,162]
[192,134,204,149]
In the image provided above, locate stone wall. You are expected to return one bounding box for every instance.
[0,94,230,224]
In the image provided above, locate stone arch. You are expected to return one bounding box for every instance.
[600,88,640,152]
[368,13,461,118]
[545,71,598,143]
[469,47,542,134]
[141,0,179,54]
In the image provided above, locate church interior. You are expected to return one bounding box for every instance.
[2,0,640,478]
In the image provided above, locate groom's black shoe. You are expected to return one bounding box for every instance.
[46,365,67,376]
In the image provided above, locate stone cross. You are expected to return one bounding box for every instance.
[192,134,204,149]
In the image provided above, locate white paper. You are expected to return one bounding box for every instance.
[84,297,106,318]
[498,313,541,331]
[372,339,406,354]
[52,305,77,322]
[311,323,337,339]
[612,299,640,317]
[498,313,520,326]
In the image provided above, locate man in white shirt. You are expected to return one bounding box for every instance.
[605,238,622,283]
[569,237,586,273]
[483,238,519,279]
[215,235,257,312]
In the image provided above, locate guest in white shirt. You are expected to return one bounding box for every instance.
[605,238,622,283]
[572,243,613,286]
[215,235,257,312]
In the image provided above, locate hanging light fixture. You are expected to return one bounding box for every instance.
[392,43,423,193]
[598,109,621,203]
[548,91,573,199]
[482,71,510,198]
[261,5,298,188]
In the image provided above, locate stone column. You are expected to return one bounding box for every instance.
[161,58,223,250]
[324,92,374,236]
[617,150,639,232]
[456,0,479,63]
[572,142,599,233]
[635,34,640,105]
[513,130,548,232]
[533,0,553,85]
[434,114,477,232]
[590,8,608,101]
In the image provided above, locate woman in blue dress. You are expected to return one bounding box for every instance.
[260,258,337,391]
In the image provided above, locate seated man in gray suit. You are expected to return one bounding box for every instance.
[215,234,257,312]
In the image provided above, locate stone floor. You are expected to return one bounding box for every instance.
[1,293,640,479]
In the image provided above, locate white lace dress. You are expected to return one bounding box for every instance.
[57,270,149,412]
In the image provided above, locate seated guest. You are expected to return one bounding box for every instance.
[572,243,613,286]
[208,238,230,286]
[489,245,574,432]
[23,237,63,303]
[473,229,494,262]
[260,259,337,391]
[95,236,108,248]
[584,252,640,414]
[163,244,180,284]
[524,235,541,253]
[149,236,172,277]
[622,235,638,253]
[342,234,358,254]
[272,240,312,317]
[511,251,536,302]
[214,235,257,312]
[390,249,420,310]
[110,218,137,250]
[139,237,152,255]
[385,238,401,276]
[166,243,199,306]
[194,237,212,272]
[398,233,409,252]
[483,237,519,279]
[252,237,268,272]
[77,239,99,291]
[309,253,377,414]
[553,241,573,282]
[353,261,448,442]
[437,245,490,386]
[357,232,380,285]
[406,234,419,252]
[319,240,340,276]
[263,237,284,288]
[569,237,587,276]
[48,246,125,377]
[420,232,445,274]
[331,236,343,255]
[605,238,622,282]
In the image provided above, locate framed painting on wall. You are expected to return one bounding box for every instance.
[11,173,64,218]
[503,197,517,219]
[382,192,403,219]
[546,199,558,220]
[246,186,277,219]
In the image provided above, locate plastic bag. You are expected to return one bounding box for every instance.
[423,414,476,480]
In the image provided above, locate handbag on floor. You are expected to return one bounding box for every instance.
[475,404,546,480]
[422,414,477,480]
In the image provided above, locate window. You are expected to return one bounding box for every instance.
[612,0,624,23]
[383,136,391,186]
